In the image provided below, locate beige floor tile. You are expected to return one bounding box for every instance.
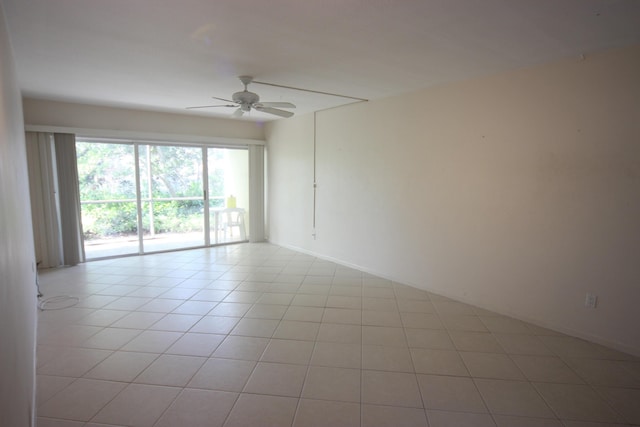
[440,314,488,332]
[38,378,126,421]
[291,294,328,307]
[35,244,640,427]
[208,302,252,317]
[84,351,158,382]
[322,308,362,325]
[449,331,505,353]
[298,284,331,295]
[273,320,320,341]
[244,362,307,397]
[460,351,526,380]
[256,292,295,305]
[75,309,129,327]
[401,312,445,329]
[410,348,469,376]
[110,311,165,329]
[394,287,430,300]
[361,296,395,308]
[362,326,408,346]
[171,300,217,315]
[244,303,288,319]
[190,315,240,334]
[363,310,402,327]
[154,388,238,427]
[327,295,362,309]
[213,335,269,360]
[561,421,630,427]
[223,393,298,427]
[417,374,487,412]
[492,415,563,426]
[396,299,435,313]
[36,375,77,407]
[363,287,395,298]
[565,357,640,388]
[148,313,202,332]
[283,306,324,322]
[38,347,113,378]
[316,323,362,343]
[293,399,360,427]
[133,354,205,386]
[120,330,183,353]
[302,366,361,402]
[165,332,225,356]
[230,317,280,337]
[433,301,477,315]
[426,410,496,427]
[74,295,120,309]
[222,290,263,303]
[261,339,315,365]
[494,333,554,356]
[311,341,361,368]
[538,336,609,359]
[511,355,585,384]
[103,296,152,311]
[361,370,422,408]
[475,379,556,418]
[480,316,532,334]
[79,327,141,350]
[37,418,84,427]
[362,345,414,372]
[361,404,428,427]
[38,324,103,347]
[188,358,255,391]
[138,298,184,313]
[192,289,233,302]
[91,383,181,426]
[405,329,454,350]
[533,383,625,423]
[596,386,640,425]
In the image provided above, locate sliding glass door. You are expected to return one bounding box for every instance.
[139,144,205,252]
[208,147,249,244]
[77,139,249,260]
[76,142,140,258]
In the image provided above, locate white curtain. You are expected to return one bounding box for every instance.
[248,144,265,242]
[54,133,84,265]
[25,132,83,267]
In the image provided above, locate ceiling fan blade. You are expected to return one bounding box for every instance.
[258,102,296,108]
[231,108,244,118]
[254,106,294,118]
[212,96,237,104]
[186,104,237,109]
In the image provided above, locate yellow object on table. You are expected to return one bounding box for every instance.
[226,195,236,208]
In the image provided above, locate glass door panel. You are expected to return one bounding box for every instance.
[139,144,205,252]
[208,147,249,244]
[76,141,140,259]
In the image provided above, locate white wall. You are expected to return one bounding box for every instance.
[266,44,640,356]
[266,113,316,248]
[23,98,265,141]
[0,5,38,426]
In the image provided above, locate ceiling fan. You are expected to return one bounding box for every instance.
[187,75,295,118]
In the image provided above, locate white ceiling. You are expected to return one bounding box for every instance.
[3,0,640,122]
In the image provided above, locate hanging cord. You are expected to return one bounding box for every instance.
[38,295,80,311]
[35,261,80,311]
[35,262,43,298]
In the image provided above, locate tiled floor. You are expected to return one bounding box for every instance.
[35,243,640,427]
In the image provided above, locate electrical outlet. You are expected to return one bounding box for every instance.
[585,293,598,309]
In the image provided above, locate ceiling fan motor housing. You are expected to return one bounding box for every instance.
[233,90,259,106]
